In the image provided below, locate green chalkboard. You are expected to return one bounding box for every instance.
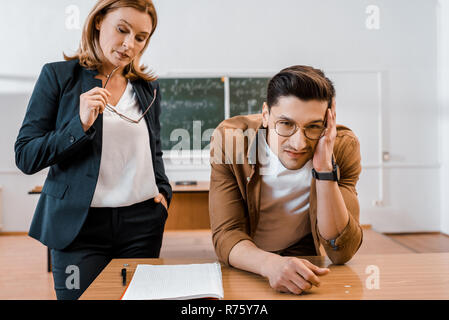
[159,78,225,151]
[230,77,270,117]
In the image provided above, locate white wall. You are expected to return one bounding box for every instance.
[0,0,442,233]
[439,0,449,236]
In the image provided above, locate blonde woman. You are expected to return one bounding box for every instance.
[15,0,171,300]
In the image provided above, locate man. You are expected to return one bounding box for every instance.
[209,65,363,295]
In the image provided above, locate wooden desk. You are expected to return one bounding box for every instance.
[165,181,210,230]
[80,253,449,300]
[28,186,42,194]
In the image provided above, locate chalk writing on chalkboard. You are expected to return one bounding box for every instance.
[159,78,225,151]
[230,77,270,117]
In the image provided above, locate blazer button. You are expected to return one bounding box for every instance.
[70,136,75,143]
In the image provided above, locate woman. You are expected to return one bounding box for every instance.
[15,0,172,300]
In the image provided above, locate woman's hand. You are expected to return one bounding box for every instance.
[79,87,111,132]
[154,193,168,211]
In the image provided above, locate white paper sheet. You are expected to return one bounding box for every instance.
[121,262,224,300]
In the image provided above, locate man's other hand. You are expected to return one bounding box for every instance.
[261,255,330,295]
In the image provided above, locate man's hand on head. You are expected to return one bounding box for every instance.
[313,98,337,172]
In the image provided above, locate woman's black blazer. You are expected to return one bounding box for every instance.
[15,59,172,250]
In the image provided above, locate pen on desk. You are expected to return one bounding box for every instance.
[121,268,127,286]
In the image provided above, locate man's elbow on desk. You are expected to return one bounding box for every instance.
[321,232,364,265]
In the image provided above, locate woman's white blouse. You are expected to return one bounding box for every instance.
[90,80,159,208]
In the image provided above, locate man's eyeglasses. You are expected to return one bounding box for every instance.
[272,112,329,140]
[103,66,156,124]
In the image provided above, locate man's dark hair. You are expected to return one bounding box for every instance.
[267,65,335,110]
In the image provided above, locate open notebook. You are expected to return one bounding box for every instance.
[121,263,224,300]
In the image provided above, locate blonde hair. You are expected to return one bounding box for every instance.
[64,0,158,81]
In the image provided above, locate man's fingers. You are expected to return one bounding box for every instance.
[290,272,313,291]
[280,281,303,295]
[329,110,336,127]
[277,285,291,294]
[325,106,337,139]
[302,259,330,275]
[331,97,336,114]
[295,266,321,287]
[327,108,333,129]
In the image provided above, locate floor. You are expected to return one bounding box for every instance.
[0,229,448,300]
[384,233,449,253]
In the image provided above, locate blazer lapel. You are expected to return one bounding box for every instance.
[81,68,104,177]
